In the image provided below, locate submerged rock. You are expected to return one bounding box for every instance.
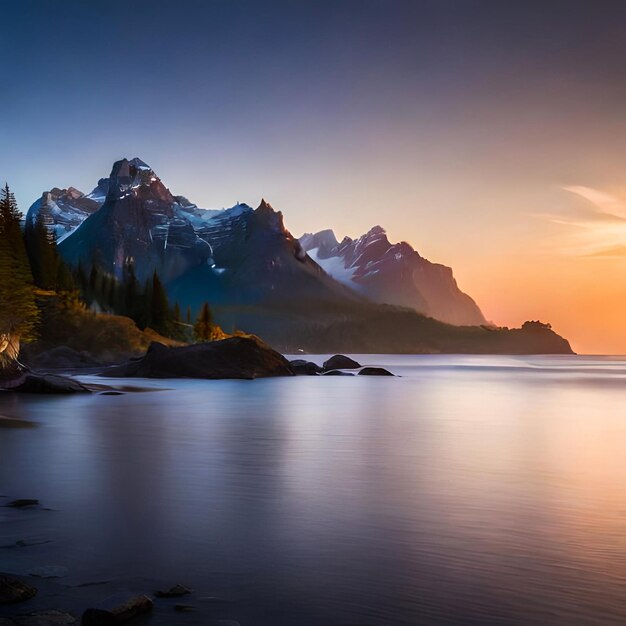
[9,609,76,625]
[322,355,361,371]
[103,337,294,380]
[154,584,192,598]
[0,575,37,604]
[289,359,322,375]
[358,367,395,376]
[1,374,89,395]
[28,565,68,579]
[81,594,153,625]
[6,499,39,508]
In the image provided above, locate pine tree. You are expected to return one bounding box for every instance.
[150,271,170,332]
[0,183,39,365]
[186,305,191,324]
[26,213,58,290]
[172,301,181,322]
[194,302,215,342]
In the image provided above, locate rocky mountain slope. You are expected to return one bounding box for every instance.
[300,227,486,326]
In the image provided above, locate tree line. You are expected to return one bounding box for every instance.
[0,183,220,366]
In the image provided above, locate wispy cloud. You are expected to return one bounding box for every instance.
[539,186,626,258]
[562,186,626,222]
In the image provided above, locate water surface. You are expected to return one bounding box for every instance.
[2,355,626,624]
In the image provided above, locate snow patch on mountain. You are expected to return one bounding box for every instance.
[307,247,360,289]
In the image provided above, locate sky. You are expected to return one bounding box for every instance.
[2,0,626,353]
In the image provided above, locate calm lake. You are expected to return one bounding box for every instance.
[2,354,626,624]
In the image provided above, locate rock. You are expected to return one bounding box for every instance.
[2,374,89,395]
[97,391,124,396]
[0,575,37,604]
[6,499,39,508]
[102,337,294,380]
[27,565,68,579]
[174,604,195,612]
[322,354,361,371]
[322,370,354,376]
[12,610,77,625]
[154,584,192,598]
[81,594,153,625]
[358,367,395,376]
[289,359,322,375]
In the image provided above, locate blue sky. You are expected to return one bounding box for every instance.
[3,0,626,351]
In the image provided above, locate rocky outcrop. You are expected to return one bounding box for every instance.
[103,337,294,379]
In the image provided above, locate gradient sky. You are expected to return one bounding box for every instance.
[3,0,626,353]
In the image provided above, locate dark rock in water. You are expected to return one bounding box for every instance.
[358,367,395,376]
[10,609,77,625]
[322,354,361,370]
[289,359,322,375]
[27,346,101,370]
[27,565,68,579]
[98,391,124,396]
[154,584,192,598]
[322,370,355,376]
[103,337,294,380]
[2,374,89,395]
[174,604,195,612]
[81,594,153,625]
[7,499,39,508]
[0,575,37,604]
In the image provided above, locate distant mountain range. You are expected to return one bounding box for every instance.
[300,227,486,326]
[25,157,573,354]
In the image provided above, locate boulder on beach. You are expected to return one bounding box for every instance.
[322,355,361,371]
[289,359,323,375]
[102,337,295,380]
[358,367,395,376]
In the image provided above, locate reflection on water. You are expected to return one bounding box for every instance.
[2,355,626,623]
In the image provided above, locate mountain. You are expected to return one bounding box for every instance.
[55,158,230,283]
[25,187,101,242]
[26,157,574,354]
[300,226,487,326]
[48,158,358,313]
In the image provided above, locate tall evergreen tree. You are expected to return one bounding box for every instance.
[0,183,39,365]
[150,271,170,332]
[26,213,58,289]
[194,302,215,342]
